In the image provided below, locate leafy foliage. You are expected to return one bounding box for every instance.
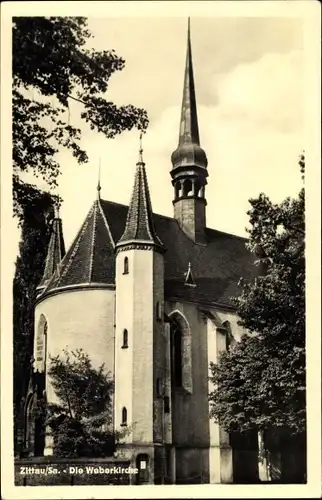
[13,16,147,449]
[46,349,117,457]
[13,16,148,219]
[209,155,305,438]
[13,195,54,452]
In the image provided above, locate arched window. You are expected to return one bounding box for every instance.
[123,256,129,275]
[36,315,47,372]
[121,407,127,426]
[122,329,128,349]
[169,311,193,394]
[173,322,182,387]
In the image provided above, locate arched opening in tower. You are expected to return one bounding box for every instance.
[182,179,193,197]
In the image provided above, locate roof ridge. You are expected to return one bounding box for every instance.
[88,201,98,282]
[100,199,247,240]
[57,203,95,287]
[141,166,152,240]
[116,162,164,249]
[97,199,115,248]
[38,217,66,289]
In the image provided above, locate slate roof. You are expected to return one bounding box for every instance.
[117,161,164,251]
[103,200,257,307]
[40,197,257,308]
[43,199,115,294]
[38,217,65,290]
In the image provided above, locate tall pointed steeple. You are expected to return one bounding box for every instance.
[178,17,200,146]
[171,18,208,171]
[171,19,208,244]
[116,134,164,253]
[37,208,66,294]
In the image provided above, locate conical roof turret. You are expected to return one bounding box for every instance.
[37,209,65,294]
[116,135,164,253]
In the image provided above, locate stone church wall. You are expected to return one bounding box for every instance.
[35,288,115,408]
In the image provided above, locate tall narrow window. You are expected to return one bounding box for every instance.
[169,311,193,394]
[123,256,129,274]
[172,321,182,387]
[121,407,127,426]
[122,329,128,349]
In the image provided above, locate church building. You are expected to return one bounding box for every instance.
[24,20,261,484]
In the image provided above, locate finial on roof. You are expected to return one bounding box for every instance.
[37,207,66,293]
[97,158,101,199]
[116,141,164,252]
[138,131,144,164]
[185,261,196,287]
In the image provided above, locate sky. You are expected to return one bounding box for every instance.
[15,14,305,252]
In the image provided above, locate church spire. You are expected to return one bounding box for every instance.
[170,19,208,244]
[171,18,207,171]
[116,134,164,253]
[37,207,66,294]
[178,17,200,146]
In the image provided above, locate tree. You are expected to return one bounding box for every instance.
[209,155,305,481]
[13,17,147,448]
[44,349,116,458]
[13,16,148,220]
[13,193,54,453]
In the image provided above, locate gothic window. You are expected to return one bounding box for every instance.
[36,315,47,372]
[122,329,128,348]
[164,396,170,414]
[121,407,127,426]
[169,312,193,394]
[123,256,129,274]
[173,322,182,387]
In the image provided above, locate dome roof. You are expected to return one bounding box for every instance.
[171,143,208,171]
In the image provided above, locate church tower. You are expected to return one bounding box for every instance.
[114,140,166,483]
[171,19,208,244]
